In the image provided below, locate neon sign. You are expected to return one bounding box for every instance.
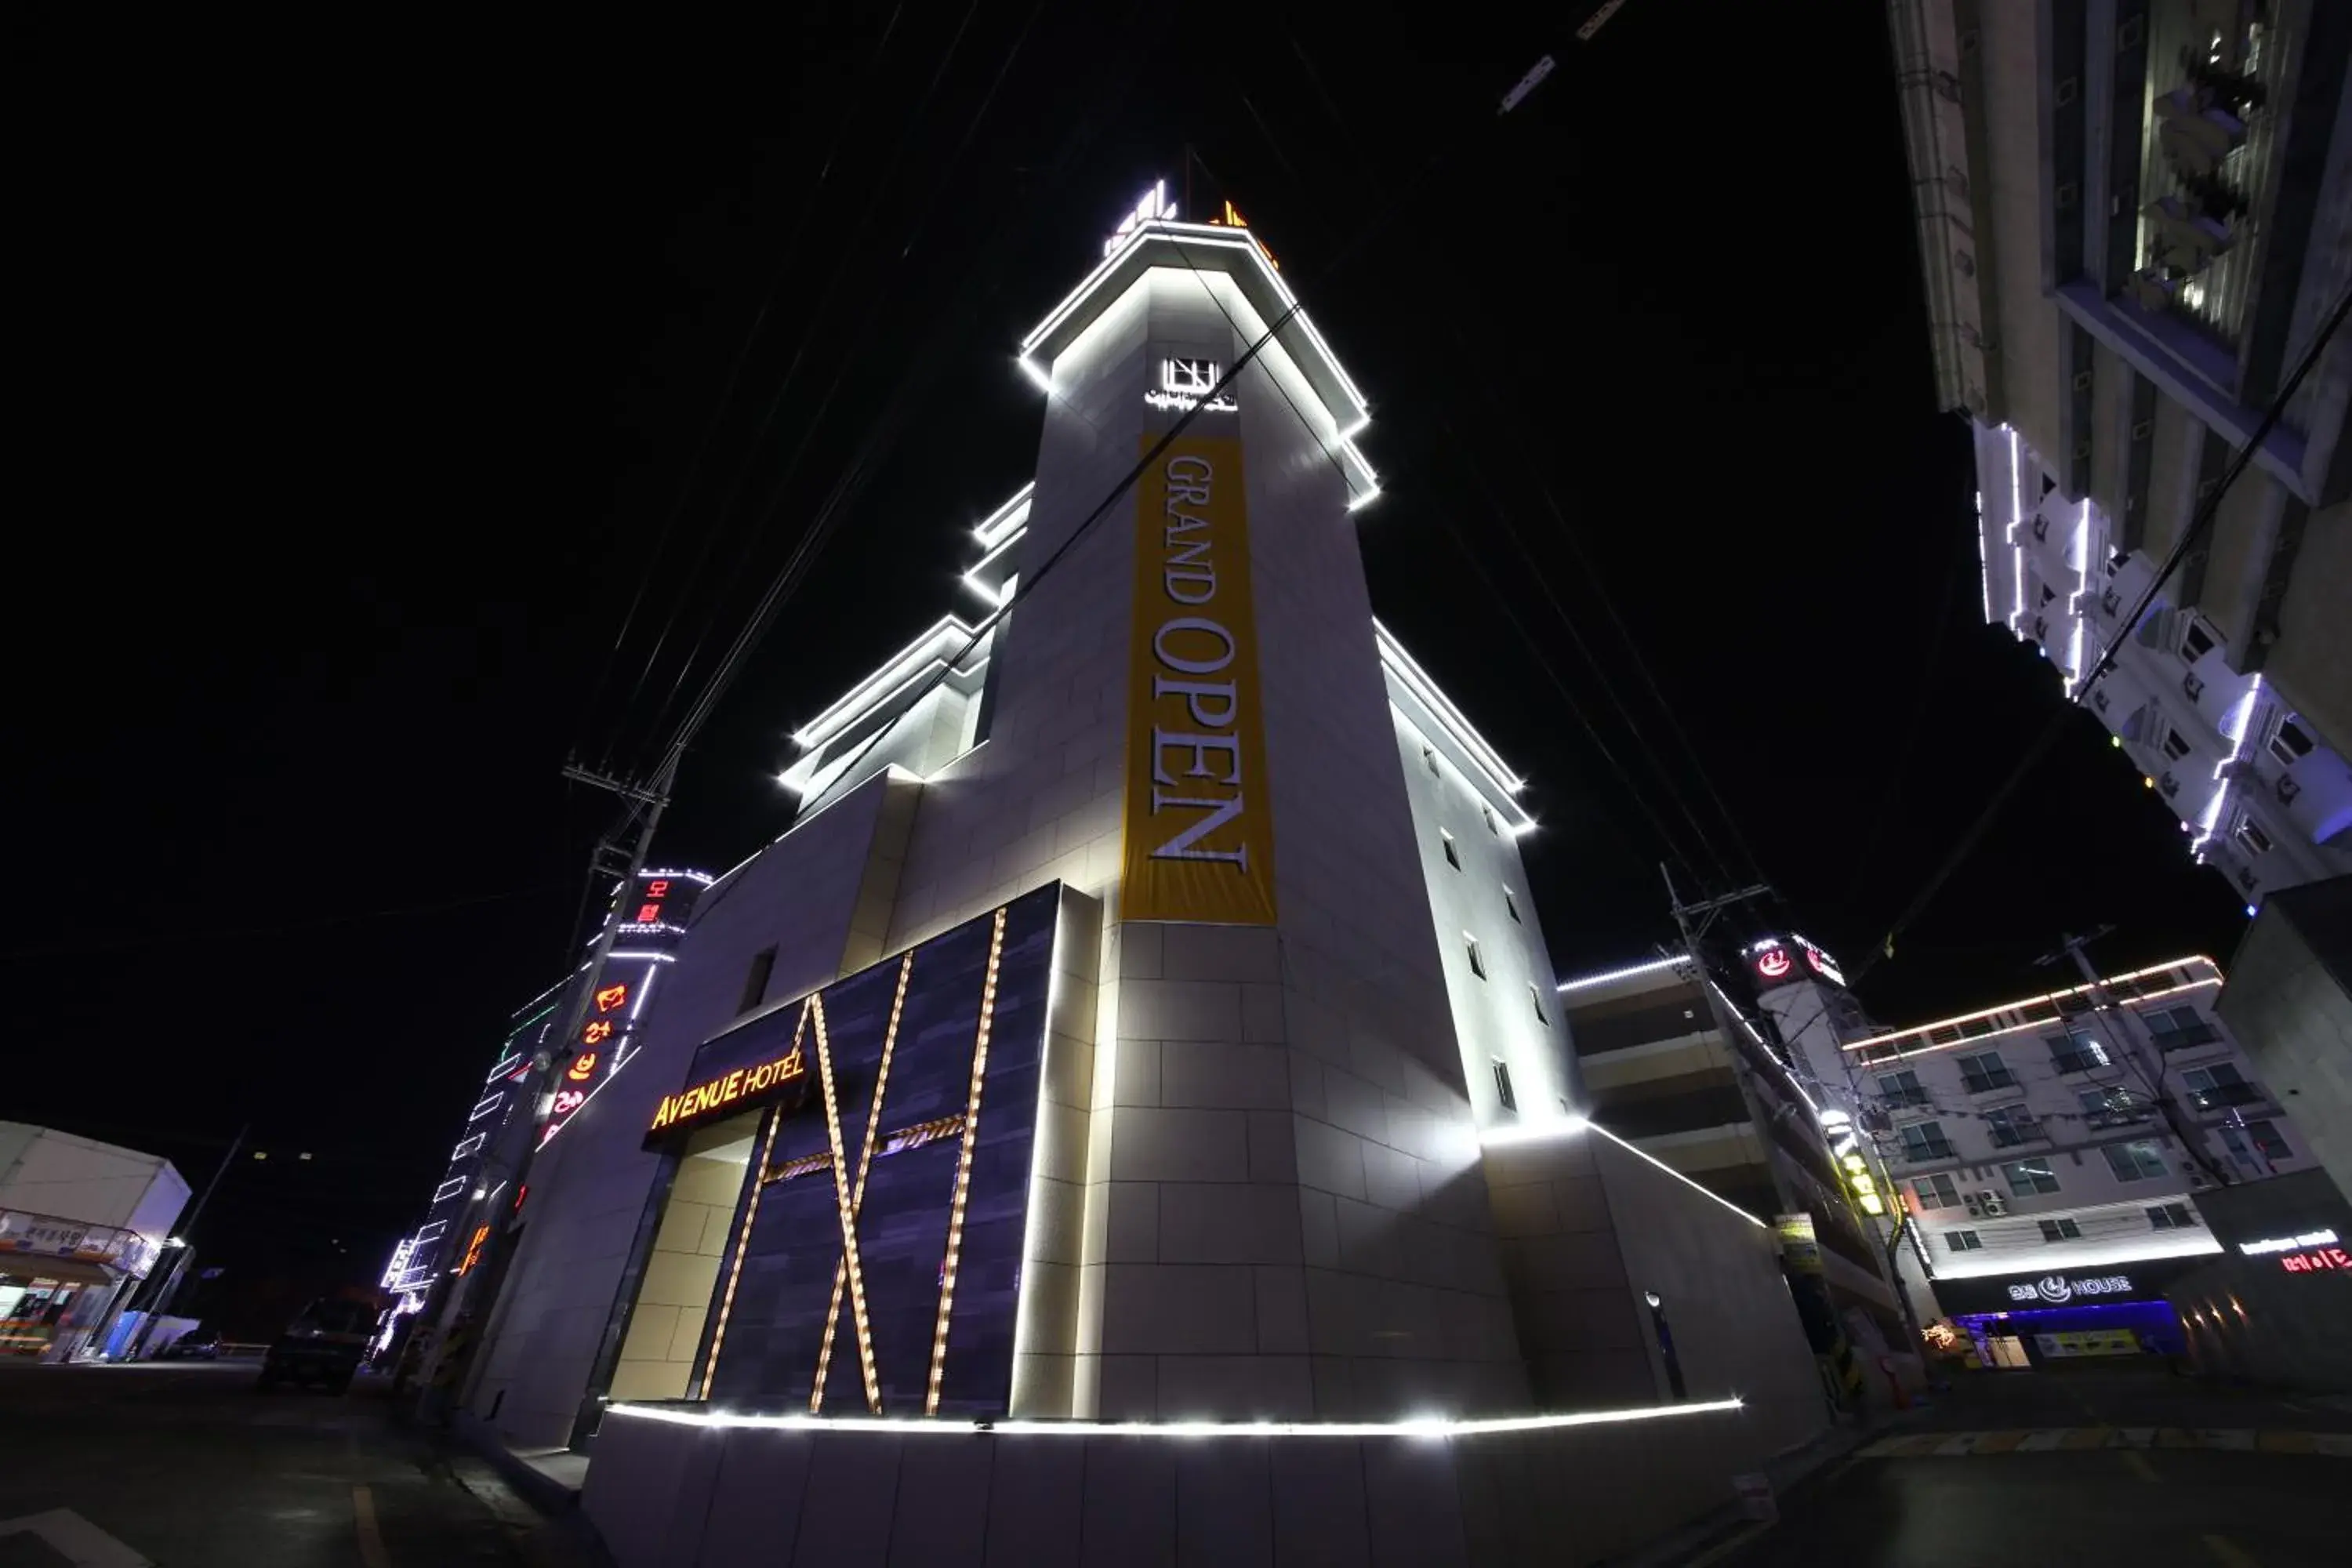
[566,1052,598,1083]
[2005,1272,2134,1305]
[1144,358,1237,415]
[1755,947,1791,981]
[648,1044,808,1135]
[1206,199,1278,270]
[2281,1247,2350,1273]
[595,984,629,1013]
[2240,1229,2337,1256]
[1105,180,1176,256]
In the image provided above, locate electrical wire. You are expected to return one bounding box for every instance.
[588,6,916,774]
[1855,278,2352,984]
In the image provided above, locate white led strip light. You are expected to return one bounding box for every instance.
[1555,956,1685,994]
[1483,1116,1766,1231]
[608,1397,1744,1440]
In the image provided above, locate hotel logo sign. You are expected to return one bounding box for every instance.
[1120,435,1278,925]
[2006,1272,2134,1305]
[648,1044,808,1138]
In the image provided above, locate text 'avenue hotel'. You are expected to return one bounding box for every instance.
[456,184,1833,1566]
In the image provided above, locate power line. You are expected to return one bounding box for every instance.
[1855,278,2352,984]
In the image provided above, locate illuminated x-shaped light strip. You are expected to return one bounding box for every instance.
[926,906,1008,1415]
[697,1002,808,1399]
[808,953,914,1414]
[807,990,886,1413]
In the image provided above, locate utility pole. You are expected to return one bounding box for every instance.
[121,1123,247,1360]
[2042,931,2233,1187]
[408,762,672,1410]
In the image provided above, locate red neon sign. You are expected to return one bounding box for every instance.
[595,984,629,1014]
[567,1052,598,1082]
[635,903,664,924]
[583,1020,614,1046]
[1756,949,1792,980]
[645,880,670,900]
[2281,1247,2351,1273]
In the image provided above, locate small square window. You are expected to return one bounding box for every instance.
[1503,887,1521,923]
[2003,1159,2061,1196]
[1530,985,1548,1026]
[2147,1203,2198,1231]
[2038,1218,2082,1243]
[2103,1141,2168,1181]
[2240,1120,2289,1161]
[2269,719,2314,767]
[2180,622,2215,662]
[1491,1059,1516,1112]
[1945,1230,1983,1253]
[1441,830,1461,869]
[2161,729,2191,761]
[1465,935,1486,979]
[2234,817,2272,856]
[1482,804,1499,836]
[1912,1174,1962,1210]
[1422,744,1440,779]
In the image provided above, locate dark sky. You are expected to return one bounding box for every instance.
[13,2,2248,1298]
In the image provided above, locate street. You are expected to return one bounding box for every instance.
[1713,1363,2352,1568]
[0,1361,544,1568]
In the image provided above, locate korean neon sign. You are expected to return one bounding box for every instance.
[2280,1247,2350,1274]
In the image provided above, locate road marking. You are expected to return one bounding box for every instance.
[2256,1430,2317,1454]
[1969,1429,2029,1453]
[2057,1427,2112,1450]
[0,1509,154,1566]
[2202,1534,2259,1567]
[2120,1450,2158,1483]
[354,1485,391,1568]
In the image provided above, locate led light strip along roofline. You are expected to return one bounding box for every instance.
[925,907,1008,1414]
[811,953,913,1413]
[698,1007,806,1400]
[612,1396,1744,1439]
[807,993,884,1414]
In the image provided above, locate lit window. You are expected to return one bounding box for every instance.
[1530,985,1548,1026]
[1504,887,1521,924]
[2103,1141,2169,1182]
[1491,1059,1517,1112]
[2003,1159,2061,1196]
[2147,1203,2198,1230]
[1945,1230,1983,1253]
[1465,935,1486,979]
[1912,1174,1962,1210]
[1441,830,1461,870]
[2046,1029,2107,1073]
[2038,1218,2082,1243]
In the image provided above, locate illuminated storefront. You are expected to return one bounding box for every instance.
[1933,1264,2195,1361]
[605,884,1065,1414]
[0,1127,183,1363]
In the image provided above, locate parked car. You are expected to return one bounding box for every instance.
[257,1298,375,1393]
[159,1329,220,1360]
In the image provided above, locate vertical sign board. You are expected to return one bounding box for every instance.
[1120,434,1279,924]
[540,869,708,1148]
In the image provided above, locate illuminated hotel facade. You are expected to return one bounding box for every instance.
[451,187,1833,1565]
[1889,0,2352,913]
[1824,953,2311,1356]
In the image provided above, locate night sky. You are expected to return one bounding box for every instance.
[13,4,2249,1307]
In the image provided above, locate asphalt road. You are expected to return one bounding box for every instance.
[1711,1363,2352,1568]
[0,1361,542,1568]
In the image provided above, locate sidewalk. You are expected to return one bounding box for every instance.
[432,1408,615,1568]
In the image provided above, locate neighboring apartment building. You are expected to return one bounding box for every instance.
[1557,941,1908,1348]
[1833,953,2310,1337]
[1889,0,2352,913]
[2214,873,2352,1200]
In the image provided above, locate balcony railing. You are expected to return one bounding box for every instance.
[2050,1049,2109,1074]
[1987,1120,2046,1149]
[2154,1023,2224,1051]
[2190,1082,2265,1111]
[1960,1070,2020,1094]
[1897,1138,1957,1163]
[2084,1106,2157,1131]
[1879,1087,1933,1108]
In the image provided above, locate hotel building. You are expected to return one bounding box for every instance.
[448,186,1831,1565]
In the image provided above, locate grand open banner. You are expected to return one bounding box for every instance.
[1120,434,1279,925]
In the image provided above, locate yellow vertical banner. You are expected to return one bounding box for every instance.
[1120,434,1279,925]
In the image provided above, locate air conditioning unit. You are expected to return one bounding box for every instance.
[1979,1192,2009,1217]
[1963,1193,1984,1218]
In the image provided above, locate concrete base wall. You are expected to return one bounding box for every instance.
[581,1402,1777,1568]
